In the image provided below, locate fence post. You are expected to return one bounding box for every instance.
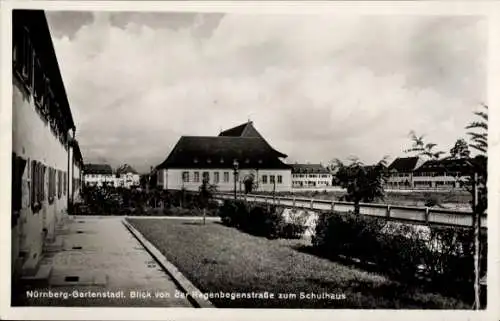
[310,199,314,210]
[331,201,335,212]
[425,207,430,224]
[293,197,296,208]
[386,205,391,218]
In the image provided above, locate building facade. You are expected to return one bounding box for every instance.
[386,156,426,189]
[11,10,83,278]
[386,156,471,190]
[291,164,332,188]
[83,163,114,187]
[412,158,469,189]
[156,121,292,193]
[115,164,140,188]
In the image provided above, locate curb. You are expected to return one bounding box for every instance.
[122,219,214,308]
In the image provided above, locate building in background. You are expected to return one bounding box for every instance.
[291,164,332,188]
[83,163,114,187]
[115,164,140,188]
[11,10,83,278]
[71,139,84,202]
[386,156,470,190]
[412,158,469,189]
[156,121,292,192]
[386,156,426,189]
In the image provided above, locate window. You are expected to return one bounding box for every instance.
[194,172,200,183]
[214,172,219,184]
[12,153,27,213]
[33,56,45,109]
[223,172,229,182]
[31,161,45,211]
[202,172,210,183]
[270,175,275,184]
[182,171,190,183]
[262,175,268,184]
[58,170,62,199]
[277,175,282,184]
[15,27,34,91]
[48,167,56,204]
[63,172,66,195]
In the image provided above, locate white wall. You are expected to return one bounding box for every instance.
[292,173,332,188]
[159,168,292,192]
[116,173,140,188]
[84,174,114,186]
[12,77,70,273]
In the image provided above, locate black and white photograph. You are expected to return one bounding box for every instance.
[1,1,499,320]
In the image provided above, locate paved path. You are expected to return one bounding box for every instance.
[20,216,192,307]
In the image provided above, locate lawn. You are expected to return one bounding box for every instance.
[127,218,470,309]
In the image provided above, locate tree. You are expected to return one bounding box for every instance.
[243,174,255,194]
[405,131,445,160]
[464,103,488,310]
[198,178,217,225]
[331,157,388,215]
[449,138,471,159]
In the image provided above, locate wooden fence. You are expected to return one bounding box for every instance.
[213,192,487,229]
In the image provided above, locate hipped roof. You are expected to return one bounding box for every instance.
[157,136,291,170]
[84,163,113,175]
[388,157,421,172]
[291,164,330,174]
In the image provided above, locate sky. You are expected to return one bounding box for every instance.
[45,11,487,174]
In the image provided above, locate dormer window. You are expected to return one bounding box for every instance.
[207,158,212,164]
[220,158,224,164]
[193,158,198,164]
[245,158,250,164]
[258,159,262,164]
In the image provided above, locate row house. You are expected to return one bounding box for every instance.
[156,121,292,193]
[115,164,140,188]
[386,156,426,189]
[11,10,83,279]
[83,163,140,188]
[386,156,473,190]
[291,164,332,188]
[83,163,114,187]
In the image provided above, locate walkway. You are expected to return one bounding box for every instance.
[19,216,192,307]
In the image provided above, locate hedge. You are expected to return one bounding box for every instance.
[218,199,307,239]
[312,211,487,284]
[75,185,219,216]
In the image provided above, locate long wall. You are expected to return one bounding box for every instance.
[11,10,82,277]
[12,77,70,275]
[158,168,292,192]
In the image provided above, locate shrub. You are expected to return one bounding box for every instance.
[312,211,487,285]
[218,199,249,227]
[280,209,309,239]
[313,211,385,261]
[243,205,284,239]
[423,192,441,207]
[218,200,307,239]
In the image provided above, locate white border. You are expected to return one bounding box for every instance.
[1,1,499,321]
